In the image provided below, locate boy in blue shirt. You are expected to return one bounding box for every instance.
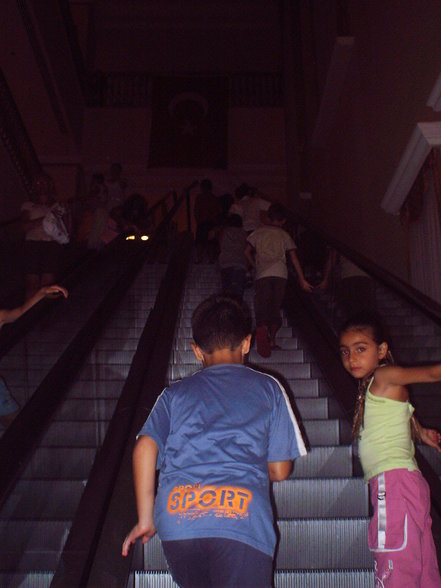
[122,295,306,587]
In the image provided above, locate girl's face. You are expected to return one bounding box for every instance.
[339,327,387,380]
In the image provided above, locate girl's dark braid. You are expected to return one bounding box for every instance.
[352,351,394,439]
[352,377,370,439]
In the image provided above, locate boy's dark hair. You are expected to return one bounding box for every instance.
[192,295,252,353]
[268,203,286,222]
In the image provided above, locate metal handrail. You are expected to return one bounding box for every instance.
[146,180,197,230]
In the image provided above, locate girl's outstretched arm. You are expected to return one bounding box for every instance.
[374,364,441,389]
[0,285,68,329]
[122,435,158,557]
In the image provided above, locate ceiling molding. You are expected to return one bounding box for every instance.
[381,122,441,214]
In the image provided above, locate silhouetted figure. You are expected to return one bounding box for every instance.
[194,178,222,263]
[21,173,67,300]
[218,214,248,299]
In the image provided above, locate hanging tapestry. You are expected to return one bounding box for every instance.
[148,76,228,168]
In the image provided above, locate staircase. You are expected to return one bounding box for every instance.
[129,261,375,587]
[0,259,166,587]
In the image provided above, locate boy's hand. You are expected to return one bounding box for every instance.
[316,278,329,292]
[41,285,68,299]
[122,521,157,557]
[420,428,441,453]
[300,279,313,293]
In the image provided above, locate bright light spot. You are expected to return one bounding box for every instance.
[141,235,149,241]
[126,235,136,240]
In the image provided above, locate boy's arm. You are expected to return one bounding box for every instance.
[268,460,292,481]
[244,243,256,268]
[122,435,158,556]
[0,285,68,328]
[288,250,313,292]
[317,249,336,291]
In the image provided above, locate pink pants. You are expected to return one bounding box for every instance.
[368,469,441,587]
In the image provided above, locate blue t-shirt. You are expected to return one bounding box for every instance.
[138,363,306,556]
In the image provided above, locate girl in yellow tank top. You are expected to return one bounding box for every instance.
[339,313,441,588]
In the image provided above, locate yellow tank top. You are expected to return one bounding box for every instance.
[358,381,419,481]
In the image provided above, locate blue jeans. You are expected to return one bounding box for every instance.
[162,537,273,588]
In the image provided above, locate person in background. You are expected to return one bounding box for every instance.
[232,183,271,234]
[193,178,222,263]
[105,162,127,210]
[102,193,151,245]
[120,193,151,236]
[245,203,313,357]
[21,173,66,300]
[336,255,376,319]
[77,173,108,245]
[218,214,248,299]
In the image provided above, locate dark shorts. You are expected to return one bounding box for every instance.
[254,276,287,328]
[162,537,273,588]
[24,240,63,276]
[195,221,216,246]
